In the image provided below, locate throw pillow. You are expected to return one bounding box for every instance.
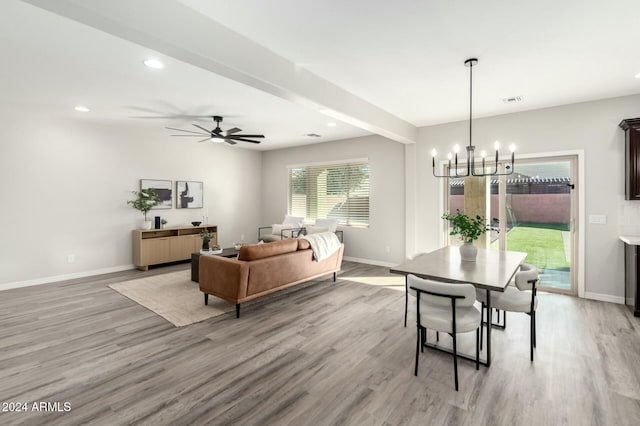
[306,225,330,234]
[272,224,293,237]
[283,215,305,228]
[315,218,338,232]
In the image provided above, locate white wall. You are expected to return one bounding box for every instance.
[261,135,405,265]
[407,94,640,301]
[0,111,262,287]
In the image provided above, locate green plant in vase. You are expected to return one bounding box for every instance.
[127,189,160,229]
[200,229,214,251]
[442,209,491,261]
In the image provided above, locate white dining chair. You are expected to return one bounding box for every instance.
[476,263,539,361]
[404,253,428,327]
[408,275,481,391]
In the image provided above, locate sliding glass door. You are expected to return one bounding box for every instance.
[446,155,577,295]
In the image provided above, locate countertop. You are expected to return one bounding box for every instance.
[619,235,640,245]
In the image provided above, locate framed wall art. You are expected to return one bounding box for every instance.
[176,180,203,209]
[140,179,172,209]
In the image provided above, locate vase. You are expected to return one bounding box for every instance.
[459,242,477,262]
[140,220,152,230]
[202,240,210,251]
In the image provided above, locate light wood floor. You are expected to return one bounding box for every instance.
[1,261,639,425]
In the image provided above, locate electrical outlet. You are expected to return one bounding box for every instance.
[589,214,607,225]
[67,254,75,264]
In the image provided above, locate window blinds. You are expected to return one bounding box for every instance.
[288,160,370,227]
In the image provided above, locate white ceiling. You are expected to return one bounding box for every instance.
[3,0,640,150]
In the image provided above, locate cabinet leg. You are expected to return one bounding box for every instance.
[204,293,208,305]
[236,304,240,318]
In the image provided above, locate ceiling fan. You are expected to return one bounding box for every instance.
[166,116,265,145]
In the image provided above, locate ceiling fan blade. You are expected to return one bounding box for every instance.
[166,127,206,134]
[225,127,242,135]
[192,124,212,133]
[230,137,262,144]
[230,134,265,138]
[224,139,238,145]
[198,137,212,143]
[170,134,209,137]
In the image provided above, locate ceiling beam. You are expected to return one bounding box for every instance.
[23,0,417,144]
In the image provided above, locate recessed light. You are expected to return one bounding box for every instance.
[74,105,90,112]
[143,59,164,69]
[635,72,640,79]
[327,122,337,127]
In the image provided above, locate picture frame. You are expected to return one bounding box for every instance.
[176,181,203,209]
[140,179,172,209]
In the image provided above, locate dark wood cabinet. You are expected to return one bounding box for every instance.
[619,118,640,200]
[624,243,640,317]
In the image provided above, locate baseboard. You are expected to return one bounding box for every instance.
[0,265,136,291]
[583,291,625,305]
[343,256,397,268]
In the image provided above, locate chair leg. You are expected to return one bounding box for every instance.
[530,312,534,362]
[480,303,484,350]
[414,325,421,376]
[452,332,459,391]
[533,311,537,348]
[404,276,408,328]
[204,293,208,305]
[236,304,240,319]
[476,328,480,370]
[436,331,439,342]
[421,328,426,353]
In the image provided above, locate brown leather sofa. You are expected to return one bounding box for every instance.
[199,238,344,318]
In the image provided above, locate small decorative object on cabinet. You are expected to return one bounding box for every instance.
[442,209,491,262]
[620,118,640,200]
[132,225,217,270]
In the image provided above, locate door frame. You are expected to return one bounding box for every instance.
[440,149,585,297]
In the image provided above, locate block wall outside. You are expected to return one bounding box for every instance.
[449,194,570,224]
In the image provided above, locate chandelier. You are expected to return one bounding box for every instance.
[432,58,515,178]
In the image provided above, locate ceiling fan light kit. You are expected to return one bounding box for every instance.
[167,115,265,145]
[432,58,516,178]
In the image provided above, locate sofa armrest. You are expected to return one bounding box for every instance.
[199,255,250,302]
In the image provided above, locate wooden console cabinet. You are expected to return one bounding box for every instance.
[132,225,217,270]
[619,118,640,200]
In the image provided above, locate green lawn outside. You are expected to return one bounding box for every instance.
[491,224,570,270]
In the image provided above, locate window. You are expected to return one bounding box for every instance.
[288,159,370,227]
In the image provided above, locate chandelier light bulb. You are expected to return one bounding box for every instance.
[447,152,452,160]
[453,144,460,153]
[494,141,500,150]
[431,148,437,157]
[480,150,487,158]
[509,143,516,153]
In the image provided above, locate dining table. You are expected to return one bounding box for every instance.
[390,246,527,366]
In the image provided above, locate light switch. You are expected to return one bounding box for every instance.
[589,214,607,224]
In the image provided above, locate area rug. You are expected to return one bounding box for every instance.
[108,270,234,327]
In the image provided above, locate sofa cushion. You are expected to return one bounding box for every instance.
[238,239,298,261]
[297,239,311,250]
